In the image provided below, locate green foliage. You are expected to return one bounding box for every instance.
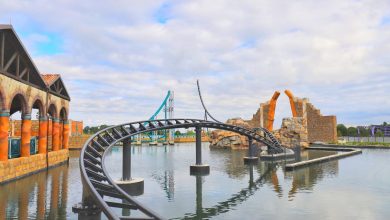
[186,130,195,136]
[347,127,357,136]
[337,124,347,136]
[83,125,111,134]
[174,130,181,135]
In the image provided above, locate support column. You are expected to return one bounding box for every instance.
[72,184,101,219]
[38,116,48,154]
[63,120,69,149]
[115,138,144,196]
[52,118,60,151]
[244,137,258,164]
[0,111,10,161]
[190,126,209,175]
[123,138,131,180]
[21,114,31,157]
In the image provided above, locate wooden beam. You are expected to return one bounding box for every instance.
[3,51,18,72]
[1,32,4,69]
[16,54,20,76]
[19,68,28,79]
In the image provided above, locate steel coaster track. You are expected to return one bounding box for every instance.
[80,118,285,220]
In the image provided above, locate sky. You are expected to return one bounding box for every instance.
[1,0,390,127]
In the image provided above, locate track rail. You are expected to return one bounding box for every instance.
[80,118,284,219]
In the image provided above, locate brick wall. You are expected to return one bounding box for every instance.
[0,149,69,183]
[69,135,91,149]
[306,103,337,143]
[69,120,83,136]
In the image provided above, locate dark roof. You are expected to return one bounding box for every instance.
[0,25,70,100]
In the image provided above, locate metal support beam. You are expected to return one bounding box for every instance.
[123,138,131,181]
[195,126,202,165]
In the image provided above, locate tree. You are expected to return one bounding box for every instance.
[83,126,90,134]
[174,130,181,136]
[186,130,195,136]
[347,127,357,136]
[337,124,348,136]
[383,122,388,126]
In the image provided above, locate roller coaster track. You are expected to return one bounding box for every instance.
[79,118,284,220]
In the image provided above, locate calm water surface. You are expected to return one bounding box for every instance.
[1,143,390,219]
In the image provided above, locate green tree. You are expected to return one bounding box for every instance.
[174,130,181,136]
[383,122,388,126]
[337,124,348,136]
[83,126,90,134]
[186,130,195,136]
[347,127,357,136]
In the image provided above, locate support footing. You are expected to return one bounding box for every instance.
[190,164,210,176]
[72,202,101,218]
[115,178,144,196]
[243,157,259,164]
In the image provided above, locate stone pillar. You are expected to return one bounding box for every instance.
[0,110,10,161]
[38,116,48,154]
[21,114,31,157]
[52,118,60,151]
[63,120,69,149]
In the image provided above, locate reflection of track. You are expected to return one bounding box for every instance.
[80,119,284,219]
[151,171,175,200]
[178,164,277,219]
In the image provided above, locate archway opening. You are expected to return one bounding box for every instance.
[59,108,67,149]
[9,94,28,158]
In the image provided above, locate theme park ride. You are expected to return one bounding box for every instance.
[75,81,288,220]
[134,91,175,145]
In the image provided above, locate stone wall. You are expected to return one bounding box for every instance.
[210,118,250,149]
[69,135,91,149]
[0,149,69,183]
[306,103,337,143]
[258,95,337,144]
[273,117,309,148]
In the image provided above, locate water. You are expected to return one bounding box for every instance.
[1,144,390,219]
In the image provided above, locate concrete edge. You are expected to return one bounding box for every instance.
[314,143,390,149]
[285,149,362,171]
[0,158,69,185]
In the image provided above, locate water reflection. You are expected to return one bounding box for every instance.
[0,145,347,219]
[0,158,71,219]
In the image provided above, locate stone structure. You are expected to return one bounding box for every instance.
[272,118,309,148]
[210,118,250,149]
[0,24,71,183]
[251,90,337,144]
[210,90,337,149]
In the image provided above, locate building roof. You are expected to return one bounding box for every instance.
[41,74,60,86]
[0,24,70,100]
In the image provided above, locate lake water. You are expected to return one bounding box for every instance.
[1,143,390,219]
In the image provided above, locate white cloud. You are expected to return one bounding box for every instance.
[1,0,389,126]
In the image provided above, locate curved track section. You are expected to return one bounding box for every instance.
[80,119,284,219]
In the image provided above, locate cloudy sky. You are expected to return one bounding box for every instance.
[1,0,389,127]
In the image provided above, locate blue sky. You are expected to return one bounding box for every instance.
[1,0,389,127]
